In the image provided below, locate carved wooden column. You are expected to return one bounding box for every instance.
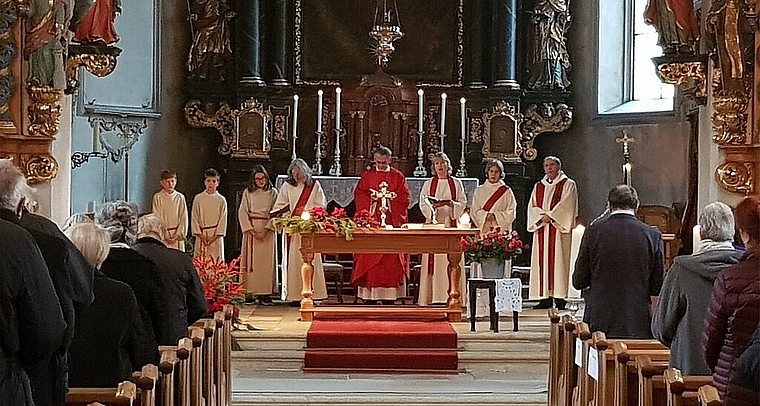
[391,112,407,162]
[236,0,265,85]
[465,0,488,87]
[491,0,519,88]
[269,0,291,85]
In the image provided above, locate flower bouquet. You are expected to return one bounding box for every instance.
[275,207,357,241]
[193,256,245,316]
[459,229,525,265]
[353,209,381,229]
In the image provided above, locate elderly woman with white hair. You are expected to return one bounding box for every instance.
[96,201,164,351]
[65,222,155,388]
[651,202,742,375]
[133,214,206,345]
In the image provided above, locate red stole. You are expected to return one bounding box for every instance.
[292,184,314,216]
[535,178,568,296]
[483,185,509,211]
[429,177,457,201]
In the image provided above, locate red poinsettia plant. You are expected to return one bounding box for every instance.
[353,209,381,229]
[275,207,357,240]
[459,229,526,264]
[193,256,245,315]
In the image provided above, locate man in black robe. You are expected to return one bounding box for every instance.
[573,185,665,338]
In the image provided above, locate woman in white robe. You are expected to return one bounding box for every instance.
[271,159,328,303]
[238,165,278,303]
[418,152,468,306]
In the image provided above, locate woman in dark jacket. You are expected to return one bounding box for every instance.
[704,196,760,405]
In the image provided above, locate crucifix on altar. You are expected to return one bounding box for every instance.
[369,181,396,228]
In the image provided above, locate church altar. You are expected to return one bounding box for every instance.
[275,175,480,208]
[295,228,478,322]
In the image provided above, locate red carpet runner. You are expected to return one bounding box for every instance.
[304,319,458,373]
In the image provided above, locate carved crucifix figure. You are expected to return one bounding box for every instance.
[370,181,397,227]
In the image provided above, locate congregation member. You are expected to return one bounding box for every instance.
[271,158,328,305]
[527,156,578,310]
[0,181,65,406]
[418,152,467,306]
[97,201,163,357]
[573,185,664,339]
[704,196,760,406]
[238,165,278,305]
[191,168,228,260]
[651,202,741,375]
[0,159,94,406]
[134,214,207,345]
[151,170,188,251]
[65,222,156,388]
[350,146,410,305]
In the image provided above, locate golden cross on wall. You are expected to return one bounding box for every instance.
[370,181,397,227]
[615,131,635,156]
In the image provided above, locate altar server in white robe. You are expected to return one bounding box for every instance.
[470,159,517,315]
[527,156,578,309]
[191,168,228,260]
[238,165,278,302]
[152,170,188,251]
[418,152,468,306]
[271,158,328,303]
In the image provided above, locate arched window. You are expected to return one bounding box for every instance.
[598,0,674,114]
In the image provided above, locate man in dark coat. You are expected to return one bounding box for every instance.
[0,159,94,406]
[133,214,207,345]
[652,202,742,375]
[573,185,664,339]
[0,218,66,405]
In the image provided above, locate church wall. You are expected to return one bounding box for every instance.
[545,0,691,224]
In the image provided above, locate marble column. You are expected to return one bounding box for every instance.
[236,0,265,85]
[269,0,291,86]
[465,0,488,88]
[491,0,519,88]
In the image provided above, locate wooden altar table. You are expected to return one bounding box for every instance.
[296,228,478,322]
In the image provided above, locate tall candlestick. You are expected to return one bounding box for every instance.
[291,95,299,161]
[692,225,701,253]
[440,93,447,135]
[456,97,467,177]
[417,89,424,132]
[460,97,466,142]
[335,88,342,130]
[568,224,586,299]
[316,90,323,132]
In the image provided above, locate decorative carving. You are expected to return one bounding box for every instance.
[715,161,754,194]
[711,68,749,145]
[481,101,521,163]
[0,2,17,119]
[527,0,572,90]
[88,115,148,163]
[18,153,58,183]
[519,102,573,161]
[186,0,235,81]
[185,98,273,159]
[655,60,707,102]
[469,118,483,143]
[65,44,121,94]
[27,84,62,137]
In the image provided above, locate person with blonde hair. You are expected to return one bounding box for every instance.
[152,170,188,251]
[191,168,227,260]
[65,222,155,387]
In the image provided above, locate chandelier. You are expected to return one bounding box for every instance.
[370,0,404,66]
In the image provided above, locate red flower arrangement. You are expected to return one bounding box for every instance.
[459,229,526,264]
[192,256,245,316]
[353,209,381,229]
[275,207,357,240]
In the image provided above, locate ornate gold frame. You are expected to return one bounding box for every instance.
[480,101,521,163]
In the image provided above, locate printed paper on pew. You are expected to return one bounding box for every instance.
[587,347,599,381]
[575,337,583,367]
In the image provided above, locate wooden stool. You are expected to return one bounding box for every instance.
[323,262,345,303]
[468,278,519,332]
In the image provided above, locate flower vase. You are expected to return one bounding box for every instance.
[479,257,505,279]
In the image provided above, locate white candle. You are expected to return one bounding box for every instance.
[417,89,424,132]
[460,97,466,142]
[623,163,632,185]
[335,88,342,131]
[316,90,323,132]
[692,225,701,253]
[568,224,585,299]
[292,95,299,139]
[92,123,101,152]
[440,93,447,135]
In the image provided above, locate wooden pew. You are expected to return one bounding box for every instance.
[193,318,217,406]
[664,368,714,406]
[558,315,580,406]
[697,385,722,406]
[574,322,593,406]
[66,380,138,406]
[548,308,562,406]
[213,311,226,406]
[637,355,670,406]
[221,305,234,406]
[188,325,206,406]
[613,340,670,406]
[158,349,179,406]
[175,337,194,406]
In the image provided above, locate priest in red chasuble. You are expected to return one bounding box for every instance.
[350,146,411,304]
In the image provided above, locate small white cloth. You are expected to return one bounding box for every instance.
[471,278,523,316]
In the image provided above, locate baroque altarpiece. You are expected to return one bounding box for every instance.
[182,0,575,253]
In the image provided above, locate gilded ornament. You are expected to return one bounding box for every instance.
[519,103,573,161]
[65,52,118,94]
[715,161,754,195]
[655,61,707,100]
[19,153,58,183]
[184,99,235,155]
[185,98,272,159]
[27,83,62,137]
[711,93,748,145]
